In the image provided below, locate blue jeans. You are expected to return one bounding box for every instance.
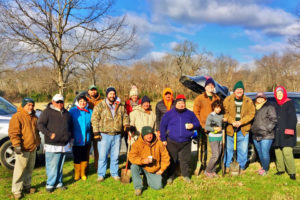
[253,139,273,171]
[131,164,162,190]
[97,134,121,178]
[225,130,249,169]
[45,152,66,189]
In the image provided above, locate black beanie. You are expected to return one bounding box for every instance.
[21,97,35,107]
[106,87,116,96]
[141,96,151,104]
[141,126,153,137]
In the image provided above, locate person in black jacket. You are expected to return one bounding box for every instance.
[250,92,277,176]
[37,94,73,192]
[273,86,297,180]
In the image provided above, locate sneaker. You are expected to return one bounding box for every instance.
[135,189,142,196]
[57,186,67,191]
[204,171,213,178]
[97,176,104,182]
[23,187,36,194]
[13,193,22,200]
[167,177,173,185]
[112,176,120,181]
[46,188,55,193]
[258,169,267,176]
[183,176,191,183]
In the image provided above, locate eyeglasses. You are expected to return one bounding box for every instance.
[55,101,64,104]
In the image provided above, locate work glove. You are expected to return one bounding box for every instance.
[15,146,22,155]
[94,132,102,141]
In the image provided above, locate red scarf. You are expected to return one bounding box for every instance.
[274,86,290,105]
[77,106,89,112]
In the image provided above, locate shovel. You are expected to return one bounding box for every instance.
[229,129,240,176]
[194,130,202,176]
[221,123,226,177]
[121,134,132,184]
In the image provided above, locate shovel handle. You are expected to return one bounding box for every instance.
[125,133,132,171]
[234,131,237,151]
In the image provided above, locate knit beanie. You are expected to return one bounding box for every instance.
[233,81,244,91]
[22,97,35,107]
[141,96,151,104]
[175,94,186,104]
[129,85,138,97]
[205,78,215,87]
[141,126,153,137]
[106,87,116,96]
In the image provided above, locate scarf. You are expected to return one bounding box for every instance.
[274,86,290,105]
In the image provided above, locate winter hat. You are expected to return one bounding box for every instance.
[175,94,186,104]
[141,126,153,137]
[52,94,64,102]
[233,81,244,91]
[88,85,97,90]
[141,96,151,104]
[21,97,35,107]
[276,87,284,93]
[106,87,116,96]
[255,92,266,99]
[205,78,215,87]
[129,85,138,97]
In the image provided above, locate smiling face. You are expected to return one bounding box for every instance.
[144,133,153,143]
[78,98,87,109]
[234,88,244,99]
[23,102,34,113]
[131,95,138,102]
[107,91,116,103]
[276,91,284,100]
[256,97,265,104]
[52,100,64,110]
[205,83,215,94]
[164,92,172,101]
[214,106,221,114]
[175,101,186,109]
[88,89,98,98]
[142,101,150,110]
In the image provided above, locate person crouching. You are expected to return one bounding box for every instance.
[128,126,170,196]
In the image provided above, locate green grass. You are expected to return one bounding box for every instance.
[1,156,299,200]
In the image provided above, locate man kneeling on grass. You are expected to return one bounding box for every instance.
[128,126,170,196]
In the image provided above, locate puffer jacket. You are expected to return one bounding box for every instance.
[37,103,72,146]
[69,106,93,146]
[91,99,129,135]
[223,94,256,136]
[8,107,41,152]
[128,135,170,173]
[250,101,277,141]
[130,105,156,137]
[86,94,102,110]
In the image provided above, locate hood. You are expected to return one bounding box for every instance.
[162,88,173,98]
[274,86,290,105]
[17,106,36,116]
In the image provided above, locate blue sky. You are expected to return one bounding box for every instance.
[112,0,300,64]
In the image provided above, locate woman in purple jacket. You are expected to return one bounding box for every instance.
[160,94,200,184]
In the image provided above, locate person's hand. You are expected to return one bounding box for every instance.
[235,121,241,128]
[94,132,102,141]
[186,123,194,130]
[162,141,167,146]
[223,118,227,122]
[156,169,164,175]
[15,146,22,154]
[50,133,55,140]
[142,158,150,165]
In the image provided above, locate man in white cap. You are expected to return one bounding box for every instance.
[37,94,73,193]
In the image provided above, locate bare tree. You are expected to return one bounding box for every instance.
[0,0,135,94]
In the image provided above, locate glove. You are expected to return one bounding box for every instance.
[15,146,22,155]
[94,132,102,141]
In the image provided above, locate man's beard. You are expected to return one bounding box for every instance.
[107,97,115,103]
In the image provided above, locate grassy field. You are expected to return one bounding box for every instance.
[0,156,299,200]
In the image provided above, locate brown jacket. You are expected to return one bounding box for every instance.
[223,94,255,136]
[193,93,220,129]
[8,107,41,152]
[129,135,170,173]
[86,94,102,110]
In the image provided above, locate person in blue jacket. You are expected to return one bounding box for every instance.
[160,94,201,184]
[69,95,93,181]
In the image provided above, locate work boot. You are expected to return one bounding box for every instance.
[74,164,81,181]
[274,171,285,175]
[46,188,54,193]
[80,161,88,181]
[289,174,296,180]
[135,189,142,196]
[23,187,36,194]
[13,193,22,200]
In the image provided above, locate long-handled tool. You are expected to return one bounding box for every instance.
[229,128,240,176]
[194,134,202,176]
[221,123,226,177]
[121,133,132,184]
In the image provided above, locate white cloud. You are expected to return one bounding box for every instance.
[148,0,300,36]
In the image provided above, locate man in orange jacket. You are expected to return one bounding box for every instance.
[129,126,170,196]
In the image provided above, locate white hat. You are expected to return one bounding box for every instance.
[52,94,64,102]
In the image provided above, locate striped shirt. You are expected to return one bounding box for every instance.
[235,98,243,121]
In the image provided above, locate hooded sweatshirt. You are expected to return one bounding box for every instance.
[155,88,175,131]
[9,107,41,151]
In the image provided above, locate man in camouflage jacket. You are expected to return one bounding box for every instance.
[91,87,129,182]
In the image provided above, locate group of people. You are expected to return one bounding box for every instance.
[8,78,297,199]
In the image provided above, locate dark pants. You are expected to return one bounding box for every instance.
[167,138,191,177]
[73,145,89,164]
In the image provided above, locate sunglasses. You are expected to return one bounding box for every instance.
[55,101,64,104]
